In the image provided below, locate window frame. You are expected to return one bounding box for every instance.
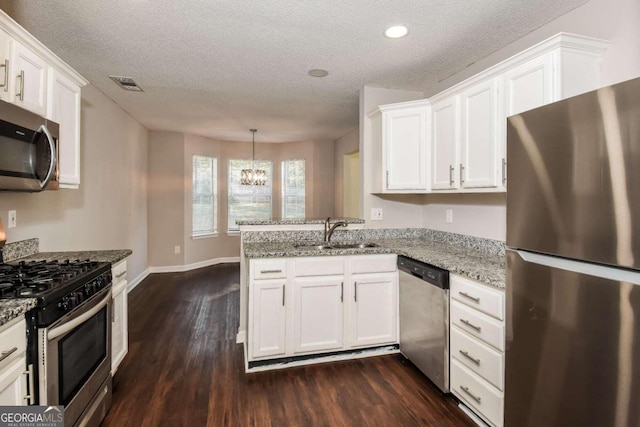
[227,159,274,233]
[281,159,306,220]
[191,155,218,238]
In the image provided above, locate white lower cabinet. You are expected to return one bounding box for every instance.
[0,318,30,406]
[248,254,398,363]
[450,274,505,427]
[293,276,344,354]
[111,259,129,374]
[350,273,398,348]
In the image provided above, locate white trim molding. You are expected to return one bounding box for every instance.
[127,268,150,293]
[148,257,241,274]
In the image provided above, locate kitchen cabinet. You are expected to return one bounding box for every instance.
[293,276,344,354]
[11,40,48,117]
[350,272,398,348]
[250,279,287,358]
[431,96,459,190]
[48,69,82,188]
[247,254,398,364]
[450,274,505,427]
[0,9,88,188]
[0,318,31,406]
[369,100,430,193]
[111,260,129,374]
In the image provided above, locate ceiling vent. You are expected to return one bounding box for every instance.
[109,76,144,92]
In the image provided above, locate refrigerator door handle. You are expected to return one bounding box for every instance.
[515,250,640,285]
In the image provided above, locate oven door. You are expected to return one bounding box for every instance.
[39,287,112,427]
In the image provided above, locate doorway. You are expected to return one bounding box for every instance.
[343,151,360,218]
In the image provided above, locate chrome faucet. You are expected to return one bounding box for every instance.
[324,217,348,243]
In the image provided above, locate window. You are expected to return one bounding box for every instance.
[192,155,217,237]
[282,160,305,219]
[228,159,273,232]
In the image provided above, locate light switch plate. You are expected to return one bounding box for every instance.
[446,209,453,223]
[8,210,16,228]
[371,208,383,221]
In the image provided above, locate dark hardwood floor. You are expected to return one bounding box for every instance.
[102,264,475,427]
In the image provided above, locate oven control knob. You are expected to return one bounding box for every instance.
[58,297,71,311]
[73,291,84,304]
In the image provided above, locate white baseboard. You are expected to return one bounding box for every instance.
[236,330,246,344]
[127,268,150,293]
[148,257,241,274]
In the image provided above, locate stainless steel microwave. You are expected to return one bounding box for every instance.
[0,101,59,192]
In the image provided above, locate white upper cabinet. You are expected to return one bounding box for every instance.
[0,28,11,103]
[48,69,82,188]
[502,54,554,117]
[460,79,500,189]
[11,40,47,116]
[370,100,430,193]
[431,96,460,190]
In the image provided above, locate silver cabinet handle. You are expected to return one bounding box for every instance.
[459,350,481,366]
[354,281,357,302]
[0,347,17,362]
[16,70,24,101]
[115,271,127,279]
[449,165,454,186]
[23,364,34,404]
[0,59,8,92]
[340,282,344,302]
[261,269,282,274]
[501,158,507,185]
[282,285,285,306]
[460,318,482,332]
[460,385,482,404]
[386,170,389,188]
[459,291,480,303]
[459,163,465,185]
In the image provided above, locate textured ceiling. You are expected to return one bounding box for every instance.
[2,0,588,142]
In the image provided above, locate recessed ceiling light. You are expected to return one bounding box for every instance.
[384,25,409,39]
[308,69,329,78]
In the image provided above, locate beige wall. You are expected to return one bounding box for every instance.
[148,132,336,267]
[420,0,640,241]
[333,128,359,217]
[0,85,149,281]
[360,86,425,228]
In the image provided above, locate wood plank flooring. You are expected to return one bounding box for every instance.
[101,263,475,427]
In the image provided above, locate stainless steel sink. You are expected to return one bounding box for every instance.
[331,243,379,249]
[293,242,379,250]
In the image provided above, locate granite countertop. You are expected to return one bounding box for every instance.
[244,238,505,289]
[237,217,365,226]
[0,299,37,327]
[16,249,132,264]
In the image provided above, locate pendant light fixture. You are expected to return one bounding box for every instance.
[241,129,267,186]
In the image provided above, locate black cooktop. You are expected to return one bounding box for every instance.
[0,260,111,304]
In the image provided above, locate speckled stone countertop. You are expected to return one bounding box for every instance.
[237,217,364,226]
[244,239,505,289]
[0,299,37,327]
[16,249,132,264]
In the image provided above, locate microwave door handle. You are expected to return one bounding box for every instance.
[37,124,56,189]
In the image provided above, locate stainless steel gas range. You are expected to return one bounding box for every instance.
[0,260,113,427]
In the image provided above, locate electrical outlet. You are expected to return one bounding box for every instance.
[7,210,16,228]
[371,208,383,221]
[174,245,181,254]
[446,209,453,223]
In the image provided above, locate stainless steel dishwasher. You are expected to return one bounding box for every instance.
[398,255,450,393]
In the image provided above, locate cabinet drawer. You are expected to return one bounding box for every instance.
[451,275,504,320]
[112,260,128,283]
[451,326,504,390]
[350,254,397,274]
[451,301,505,351]
[0,318,26,369]
[451,359,504,427]
[295,257,344,277]
[252,259,287,279]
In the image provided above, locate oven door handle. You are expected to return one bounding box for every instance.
[48,292,111,340]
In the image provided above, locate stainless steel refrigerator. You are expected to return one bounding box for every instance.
[505,77,640,427]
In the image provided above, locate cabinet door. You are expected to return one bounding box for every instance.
[351,273,398,347]
[431,96,460,190]
[250,280,287,359]
[0,28,12,103]
[503,53,554,118]
[384,106,428,191]
[111,280,128,374]
[48,69,82,188]
[293,276,344,353]
[11,40,47,116]
[0,357,27,406]
[460,79,500,188]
